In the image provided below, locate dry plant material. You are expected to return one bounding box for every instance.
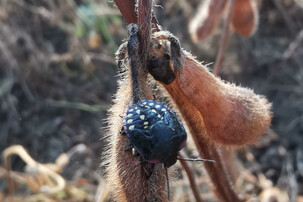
[213,0,235,76]
[259,187,290,202]
[230,0,259,37]
[109,1,271,201]
[189,0,228,42]
[2,145,67,194]
[151,32,272,146]
[105,46,168,201]
[105,1,169,201]
[178,153,203,202]
[189,0,259,42]
[148,31,271,201]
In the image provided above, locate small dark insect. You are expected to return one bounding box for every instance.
[120,99,215,200]
[121,99,187,167]
[120,24,214,200]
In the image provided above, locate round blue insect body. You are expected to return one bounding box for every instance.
[122,100,187,167]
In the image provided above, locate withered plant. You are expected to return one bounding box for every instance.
[189,0,259,42]
[104,0,272,201]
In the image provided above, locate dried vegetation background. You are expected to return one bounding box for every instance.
[0,0,302,201]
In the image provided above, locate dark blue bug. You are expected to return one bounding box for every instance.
[121,99,187,168]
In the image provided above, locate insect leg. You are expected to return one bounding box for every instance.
[119,126,126,136]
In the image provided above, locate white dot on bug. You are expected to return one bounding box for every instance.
[143,102,147,105]
[127,114,133,117]
[144,121,148,125]
[157,114,161,118]
[161,108,166,112]
[144,126,148,129]
[129,109,134,112]
[136,110,140,114]
[161,117,164,120]
[144,106,150,108]
[129,125,135,130]
[127,119,133,124]
[132,148,136,155]
[151,109,157,113]
[155,105,160,108]
[149,103,154,106]
[140,115,145,120]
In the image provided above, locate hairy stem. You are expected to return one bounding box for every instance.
[127,24,141,103]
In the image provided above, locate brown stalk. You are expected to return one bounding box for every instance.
[114,0,137,24]
[138,0,152,66]
[213,0,235,76]
[178,153,203,202]
[107,1,169,201]
[114,0,160,32]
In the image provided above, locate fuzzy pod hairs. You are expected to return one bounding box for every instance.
[151,31,272,147]
[149,31,271,201]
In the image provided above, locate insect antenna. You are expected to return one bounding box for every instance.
[177,157,216,163]
[164,165,170,201]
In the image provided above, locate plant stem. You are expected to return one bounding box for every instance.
[213,0,235,75]
[138,0,153,66]
[178,153,203,202]
[114,0,137,24]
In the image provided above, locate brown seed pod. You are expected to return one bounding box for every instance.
[152,31,272,146]
[189,0,228,42]
[230,0,259,37]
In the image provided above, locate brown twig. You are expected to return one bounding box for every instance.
[114,0,137,24]
[137,0,153,65]
[114,0,160,31]
[213,0,235,75]
[178,153,203,202]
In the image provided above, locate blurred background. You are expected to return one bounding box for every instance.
[0,0,302,201]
